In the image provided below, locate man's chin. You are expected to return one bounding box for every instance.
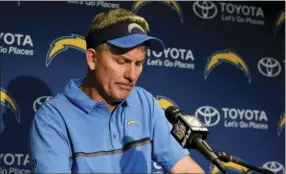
[112,93,131,102]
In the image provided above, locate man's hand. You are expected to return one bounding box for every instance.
[170,155,205,173]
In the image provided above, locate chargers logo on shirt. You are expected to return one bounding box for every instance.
[274,9,285,33]
[204,49,251,83]
[46,34,86,67]
[0,88,20,134]
[277,112,285,136]
[210,161,250,174]
[127,120,139,127]
[155,95,179,110]
[132,1,184,23]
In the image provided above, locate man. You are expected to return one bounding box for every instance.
[29,8,205,173]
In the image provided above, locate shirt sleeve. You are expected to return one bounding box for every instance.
[151,97,190,172]
[29,103,72,173]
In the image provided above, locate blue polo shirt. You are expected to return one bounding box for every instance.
[29,78,189,173]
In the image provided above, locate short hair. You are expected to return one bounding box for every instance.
[87,8,150,35]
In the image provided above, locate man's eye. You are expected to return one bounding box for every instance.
[117,59,126,64]
[136,61,144,66]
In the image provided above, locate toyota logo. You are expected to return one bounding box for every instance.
[192,1,217,19]
[195,106,220,127]
[262,161,285,174]
[33,96,52,112]
[258,57,281,77]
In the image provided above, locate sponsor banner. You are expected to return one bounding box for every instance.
[192,1,265,25]
[262,161,285,174]
[195,106,269,130]
[0,32,34,56]
[0,153,31,174]
[146,48,195,70]
[67,0,120,9]
[258,57,282,77]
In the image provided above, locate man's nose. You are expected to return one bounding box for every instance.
[125,65,137,83]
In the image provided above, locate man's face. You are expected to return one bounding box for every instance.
[89,44,146,103]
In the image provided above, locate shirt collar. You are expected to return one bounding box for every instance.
[63,78,132,113]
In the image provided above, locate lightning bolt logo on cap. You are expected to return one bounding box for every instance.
[204,49,251,83]
[46,34,86,67]
[0,88,20,123]
[132,0,183,23]
[128,23,145,34]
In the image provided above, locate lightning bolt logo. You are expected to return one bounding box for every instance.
[278,112,285,136]
[46,34,86,67]
[155,95,179,110]
[274,9,285,33]
[204,49,251,83]
[0,88,20,123]
[132,0,183,23]
[127,120,139,126]
[128,23,145,34]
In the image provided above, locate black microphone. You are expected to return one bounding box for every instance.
[165,106,228,174]
[216,152,275,174]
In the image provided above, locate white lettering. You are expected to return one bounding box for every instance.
[236,16,245,23]
[0,154,30,166]
[0,168,7,174]
[22,35,33,46]
[148,48,194,61]
[9,167,31,174]
[226,3,235,14]
[164,60,173,67]
[14,154,23,166]
[220,2,226,12]
[241,6,250,16]
[239,121,248,128]
[229,108,237,119]
[223,108,268,121]
[0,46,7,53]
[4,154,14,166]
[186,50,195,61]
[170,48,179,59]
[0,33,33,47]
[3,33,14,45]
[248,122,268,129]
[260,111,268,121]
[153,50,162,58]
[244,109,253,120]
[256,8,264,17]
[224,120,238,128]
[163,48,171,58]
[222,108,229,118]
[147,59,162,66]
[14,34,23,45]
[219,2,264,18]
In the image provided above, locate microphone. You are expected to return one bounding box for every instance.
[216,152,275,174]
[165,106,228,174]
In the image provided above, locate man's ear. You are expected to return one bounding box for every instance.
[86,48,97,70]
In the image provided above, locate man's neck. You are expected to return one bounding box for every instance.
[79,80,117,113]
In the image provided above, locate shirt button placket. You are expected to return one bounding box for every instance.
[110,116,116,149]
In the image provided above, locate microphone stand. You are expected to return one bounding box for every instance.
[216,152,275,174]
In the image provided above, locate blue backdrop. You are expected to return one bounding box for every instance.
[1,1,285,173]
